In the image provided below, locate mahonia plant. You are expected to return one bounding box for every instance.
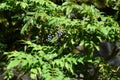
[0,0,120,80]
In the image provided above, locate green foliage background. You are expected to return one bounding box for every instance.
[0,0,120,80]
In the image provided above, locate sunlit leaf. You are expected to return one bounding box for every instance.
[7,59,20,69]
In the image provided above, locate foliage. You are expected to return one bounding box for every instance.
[98,62,120,80]
[0,0,120,80]
[3,41,97,80]
[4,41,100,80]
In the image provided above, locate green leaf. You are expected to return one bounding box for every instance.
[71,39,75,44]
[20,22,29,35]
[63,77,71,80]
[31,68,38,74]
[20,2,28,9]
[78,57,84,64]
[37,67,42,75]
[66,7,72,16]
[94,58,101,63]
[7,59,20,69]
[30,73,36,79]
[88,59,92,63]
[100,27,109,36]
[58,47,63,55]
[0,3,9,9]
[21,60,28,67]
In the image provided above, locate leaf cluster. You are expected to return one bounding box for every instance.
[0,0,120,80]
